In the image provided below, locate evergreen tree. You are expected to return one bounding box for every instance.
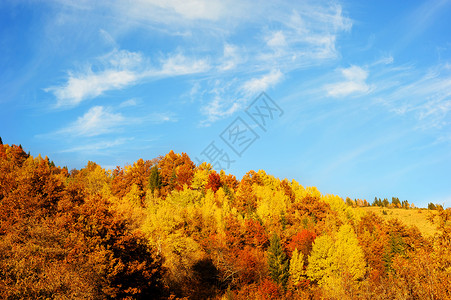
[149,165,162,193]
[383,233,406,272]
[268,233,289,289]
[392,197,401,207]
[0,136,3,144]
[373,197,378,206]
[402,200,409,209]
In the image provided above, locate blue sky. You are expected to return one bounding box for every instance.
[1,0,450,207]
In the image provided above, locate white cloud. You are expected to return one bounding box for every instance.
[347,63,451,133]
[45,1,354,124]
[46,50,210,107]
[384,68,451,129]
[46,49,144,107]
[138,0,227,21]
[267,31,287,48]
[241,70,283,95]
[256,5,351,70]
[119,98,138,108]
[58,106,125,137]
[372,55,394,66]
[218,44,243,71]
[145,112,178,123]
[325,65,370,97]
[158,53,210,76]
[341,65,368,82]
[59,138,131,153]
[201,97,241,125]
[49,69,139,107]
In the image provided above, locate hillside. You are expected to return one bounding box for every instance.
[1,143,450,300]
[355,207,438,237]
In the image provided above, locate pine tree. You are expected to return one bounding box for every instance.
[149,165,162,193]
[268,233,289,289]
[373,197,378,206]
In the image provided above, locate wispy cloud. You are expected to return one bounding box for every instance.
[46,49,144,107]
[59,137,131,153]
[46,49,210,107]
[372,64,451,130]
[325,65,371,97]
[145,112,178,123]
[266,31,287,49]
[119,98,138,108]
[157,53,210,76]
[53,105,175,137]
[241,70,283,95]
[372,55,394,66]
[201,97,241,125]
[218,44,243,72]
[57,106,125,137]
[45,1,353,124]
[196,2,352,124]
[132,0,228,21]
[48,70,139,107]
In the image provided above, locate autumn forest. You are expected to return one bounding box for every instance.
[0,140,450,299]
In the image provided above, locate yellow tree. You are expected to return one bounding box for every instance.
[306,234,335,285]
[289,248,305,286]
[333,224,366,280]
[307,224,366,297]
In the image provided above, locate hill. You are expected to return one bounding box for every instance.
[1,142,450,299]
[354,206,438,237]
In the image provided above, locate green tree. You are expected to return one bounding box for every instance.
[267,233,289,289]
[372,197,378,206]
[401,200,409,209]
[149,165,162,194]
[383,233,406,272]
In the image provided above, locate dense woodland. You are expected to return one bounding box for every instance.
[0,140,450,299]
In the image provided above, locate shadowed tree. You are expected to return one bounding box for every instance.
[149,165,162,194]
[267,233,289,289]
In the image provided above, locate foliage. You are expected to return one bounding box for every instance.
[0,144,166,299]
[1,143,449,299]
[289,248,304,286]
[149,165,162,194]
[267,233,289,289]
